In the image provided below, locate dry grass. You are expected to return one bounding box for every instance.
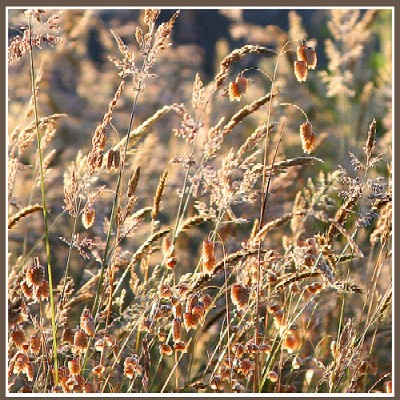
[7,8,392,394]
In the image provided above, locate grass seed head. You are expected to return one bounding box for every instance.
[300,121,316,154]
[294,60,308,82]
[82,207,95,229]
[231,284,249,310]
[229,76,248,101]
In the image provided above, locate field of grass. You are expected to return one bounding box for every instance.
[7,8,392,394]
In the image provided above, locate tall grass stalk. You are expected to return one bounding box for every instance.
[27,16,58,386]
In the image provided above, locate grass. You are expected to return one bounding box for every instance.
[7,8,392,394]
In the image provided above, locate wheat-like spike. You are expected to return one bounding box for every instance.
[127,165,141,198]
[130,206,152,221]
[326,196,358,243]
[377,284,392,323]
[192,249,267,290]
[128,227,173,270]
[268,157,323,171]
[221,92,277,138]
[152,170,168,220]
[214,45,276,90]
[8,204,43,230]
[252,213,294,244]
[112,104,180,152]
[178,215,215,233]
[276,271,322,290]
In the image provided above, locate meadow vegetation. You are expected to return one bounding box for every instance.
[7,8,392,393]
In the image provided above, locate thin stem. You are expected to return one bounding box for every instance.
[27,16,58,387]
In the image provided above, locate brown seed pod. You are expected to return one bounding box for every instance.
[25,362,34,382]
[267,303,282,314]
[68,358,81,376]
[10,327,28,349]
[306,282,324,294]
[159,344,173,356]
[174,341,186,352]
[172,301,183,319]
[384,380,392,394]
[159,284,172,299]
[172,318,182,343]
[20,280,33,299]
[246,342,259,354]
[299,121,316,154]
[58,365,69,379]
[228,76,248,102]
[290,282,301,293]
[220,366,230,381]
[124,363,135,379]
[92,364,105,377]
[231,284,249,310]
[62,328,74,344]
[80,309,95,337]
[12,352,29,374]
[124,357,139,379]
[267,370,278,382]
[177,282,190,298]
[66,376,81,391]
[26,260,45,287]
[192,305,205,320]
[232,343,245,358]
[140,318,152,332]
[186,294,199,313]
[106,149,115,171]
[202,240,216,274]
[113,149,120,169]
[73,329,88,354]
[297,44,317,69]
[83,383,96,393]
[166,256,177,269]
[29,334,41,355]
[183,312,198,331]
[82,207,95,229]
[199,293,213,310]
[267,271,277,283]
[259,343,272,354]
[238,358,254,377]
[273,310,286,330]
[158,331,168,342]
[283,326,302,353]
[33,280,49,302]
[294,60,308,82]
